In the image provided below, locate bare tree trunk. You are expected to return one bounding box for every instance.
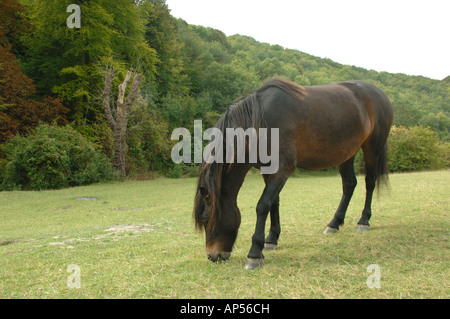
[103,69,142,177]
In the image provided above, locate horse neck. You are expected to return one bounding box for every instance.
[220,163,252,201]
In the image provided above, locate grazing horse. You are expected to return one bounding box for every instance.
[193,78,394,269]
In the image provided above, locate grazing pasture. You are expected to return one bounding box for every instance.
[0,170,448,298]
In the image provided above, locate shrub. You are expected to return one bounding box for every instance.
[164,162,199,179]
[387,126,449,172]
[1,124,113,190]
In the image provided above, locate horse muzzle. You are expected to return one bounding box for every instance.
[206,242,231,262]
[207,251,231,262]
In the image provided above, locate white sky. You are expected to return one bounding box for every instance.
[166,0,449,80]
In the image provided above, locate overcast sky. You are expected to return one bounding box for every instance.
[165,0,449,80]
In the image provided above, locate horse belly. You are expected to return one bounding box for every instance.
[295,119,368,170]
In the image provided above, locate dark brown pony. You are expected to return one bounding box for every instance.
[194,78,393,269]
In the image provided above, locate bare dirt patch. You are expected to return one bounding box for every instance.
[73,197,99,200]
[48,223,159,248]
[103,223,155,234]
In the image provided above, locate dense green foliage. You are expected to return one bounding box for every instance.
[0,0,448,184]
[387,126,449,172]
[19,0,158,131]
[0,125,113,190]
[354,126,450,173]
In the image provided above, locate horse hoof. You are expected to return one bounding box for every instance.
[263,243,277,251]
[323,226,339,234]
[356,225,370,232]
[244,258,264,270]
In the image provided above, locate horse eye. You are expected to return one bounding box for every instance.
[200,187,207,196]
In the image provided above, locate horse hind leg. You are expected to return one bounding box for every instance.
[356,161,376,232]
[324,157,357,234]
[357,141,388,231]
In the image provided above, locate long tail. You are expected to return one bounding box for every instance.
[376,143,389,193]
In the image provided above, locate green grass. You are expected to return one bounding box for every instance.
[0,170,448,298]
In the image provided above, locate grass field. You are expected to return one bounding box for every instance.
[0,170,448,298]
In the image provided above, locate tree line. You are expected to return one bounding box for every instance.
[0,0,448,189]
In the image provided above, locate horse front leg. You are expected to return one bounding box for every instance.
[261,174,281,251]
[245,174,288,270]
[264,195,280,251]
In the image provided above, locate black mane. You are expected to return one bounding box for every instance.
[193,78,306,231]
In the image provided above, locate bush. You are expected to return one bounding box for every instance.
[164,162,199,179]
[387,126,450,172]
[1,125,113,190]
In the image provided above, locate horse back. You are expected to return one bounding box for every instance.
[258,80,393,170]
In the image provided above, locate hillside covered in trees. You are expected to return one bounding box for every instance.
[0,0,448,186]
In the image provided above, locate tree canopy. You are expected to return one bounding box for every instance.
[0,0,67,144]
